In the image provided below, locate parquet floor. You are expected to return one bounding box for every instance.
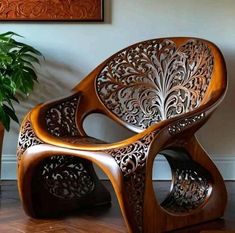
[0,181,235,233]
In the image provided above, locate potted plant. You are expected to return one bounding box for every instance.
[0,31,43,174]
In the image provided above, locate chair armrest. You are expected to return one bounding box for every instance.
[24,88,219,155]
[31,92,82,137]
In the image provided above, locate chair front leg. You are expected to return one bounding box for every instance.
[105,131,159,233]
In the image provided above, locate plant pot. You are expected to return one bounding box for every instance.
[0,123,4,179]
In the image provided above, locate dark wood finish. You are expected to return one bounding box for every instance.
[0,181,235,233]
[17,38,227,233]
[0,0,103,21]
[201,231,235,233]
[0,124,4,178]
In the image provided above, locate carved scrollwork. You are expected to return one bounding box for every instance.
[0,0,102,20]
[17,120,43,161]
[106,131,157,176]
[168,112,205,135]
[162,166,211,213]
[45,96,80,137]
[39,155,95,200]
[96,39,214,130]
[105,132,157,233]
[125,168,146,233]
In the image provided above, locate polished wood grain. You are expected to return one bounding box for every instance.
[17,38,227,233]
[0,181,235,233]
[0,0,103,21]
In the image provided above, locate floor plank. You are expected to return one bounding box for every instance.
[0,181,234,233]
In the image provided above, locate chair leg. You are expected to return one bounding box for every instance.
[141,136,227,233]
[161,153,212,213]
[107,165,148,233]
[26,155,111,218]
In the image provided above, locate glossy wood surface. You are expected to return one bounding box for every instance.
[17,38,227,233]
[0,181,235,233]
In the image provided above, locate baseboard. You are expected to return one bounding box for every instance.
[1,155,17,180]
[1,154,235,180]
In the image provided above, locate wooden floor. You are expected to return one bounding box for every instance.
[0,181,235,233]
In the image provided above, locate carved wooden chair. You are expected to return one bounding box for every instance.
[17,38,227,233]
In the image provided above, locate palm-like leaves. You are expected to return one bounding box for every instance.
[0,31,43,130]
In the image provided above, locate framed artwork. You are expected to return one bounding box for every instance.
[0,0,103,21]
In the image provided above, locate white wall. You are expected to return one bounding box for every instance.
[1,0,235,179]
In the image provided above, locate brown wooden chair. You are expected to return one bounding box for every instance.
[17,38,227,233]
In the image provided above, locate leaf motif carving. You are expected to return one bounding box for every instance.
[45,96,80,137]
[96,39,214,130]
[17,119,43,161]
[39,155,95,200]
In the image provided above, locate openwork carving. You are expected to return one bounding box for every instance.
[46,96,80,137]
[0,0,103,21]
[125,167,145,233]
[168,112,205,135]
[17,120,43,161]
[39,155,95,200]
[162,166,211,213]
[107,131,157,176]
[106,132,157,233]
[96,39,214,130]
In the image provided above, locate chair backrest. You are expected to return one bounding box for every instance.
[75,38,226,134]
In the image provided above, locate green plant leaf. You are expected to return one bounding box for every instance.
[20,54,40,64]
[3,104,19,123]
[23,66,38,81]
[0,31,23,38]
[8,94,19,103]
[19,58,35,69]
[0,53,13,64]
[17,42,42,57]
[0,106,10,131]
[0,31,42,130]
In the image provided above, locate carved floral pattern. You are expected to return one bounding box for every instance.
[162,167,211,212]
[124,167,146,233]
[106,132,157,233]
[107,131,157,176]
[0,0,103,20]
[39,155,95,200]
[43,95,97,200]
[96,39,214,130]
[168,112,205,135]
[46,96,80,137]
[17,119,43,161]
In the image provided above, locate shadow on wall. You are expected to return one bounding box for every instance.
[104,0,112,24]
[197,49,235,155]
[11,57,134,143]
[10,59,84,134]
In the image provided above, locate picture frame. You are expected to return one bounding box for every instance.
[0,0,104,21]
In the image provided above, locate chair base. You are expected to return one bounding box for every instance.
[29,156,111,218]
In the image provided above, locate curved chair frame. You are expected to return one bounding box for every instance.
[17,37,227,233]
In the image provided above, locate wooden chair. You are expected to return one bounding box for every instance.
[17,38,227,233]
